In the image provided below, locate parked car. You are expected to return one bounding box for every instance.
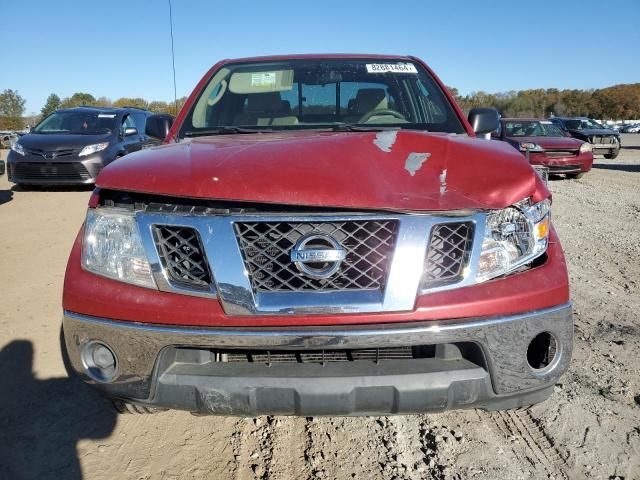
[6,106,164,186]
[493,118,593,179]
[549,116,620,159]
[621,123,640,133]
[1,131,18,148]
[61,54,572,416]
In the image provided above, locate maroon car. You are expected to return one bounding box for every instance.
[494,118,593,179]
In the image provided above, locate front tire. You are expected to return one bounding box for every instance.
[604,150,620,160]
[567,172,584,179]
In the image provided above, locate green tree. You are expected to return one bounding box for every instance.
[94,96,113,107]
[113,97,148,109]
[40,93,61,118]
[60,92,97,108]
[0,89,26,130]
[148,100,171,113]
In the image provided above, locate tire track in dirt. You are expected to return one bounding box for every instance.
[268,418,309,479]
[491,409,568,479]
[229,416,276,480]
[303,416,387,480]
[379,416,432,479]
[417,416,446,480]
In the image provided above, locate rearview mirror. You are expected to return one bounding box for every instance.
[468,108,500,135]
[145,114,175,140]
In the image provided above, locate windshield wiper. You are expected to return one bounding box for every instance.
[331,124,398,132]
[184,126,272,137]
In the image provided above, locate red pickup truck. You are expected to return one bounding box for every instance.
[62,54,572,416]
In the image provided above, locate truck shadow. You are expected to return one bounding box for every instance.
[592,163,640,173]
[0,188,13,205]
[0,340,117,480]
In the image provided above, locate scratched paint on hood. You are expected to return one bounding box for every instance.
[405,152,430,176]
[373,130,398,152]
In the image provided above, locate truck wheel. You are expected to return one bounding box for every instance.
[567,173,584,179]
[604,150,619,160]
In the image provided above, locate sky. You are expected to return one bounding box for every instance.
[2,0,639,114]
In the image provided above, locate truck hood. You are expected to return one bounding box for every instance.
[97,130,541,211]
[569,128,618,136]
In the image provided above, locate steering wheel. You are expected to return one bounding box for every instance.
[358,109,406,124]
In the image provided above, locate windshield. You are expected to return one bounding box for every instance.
[504,120,565,137]
[565,118,605,130]
[179,59,465,137]
[33,111,117,134]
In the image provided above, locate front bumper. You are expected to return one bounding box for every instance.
[63,304,573,415]
[529,151,593,173]
[7,150,105,185]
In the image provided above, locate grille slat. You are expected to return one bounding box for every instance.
[26,148,77,158]
[13,162,90,181]
[213,346,435,364]
[235,220,399,292]
[423,222,473,288]
[544,149,578,158]
[154,226,212,289]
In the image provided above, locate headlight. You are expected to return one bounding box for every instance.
[82,208,156,288]
[11,142,26,156]
[477,199,550,282]
[579,142,592,153]
[79,142,109,157]
[519,143,544,152]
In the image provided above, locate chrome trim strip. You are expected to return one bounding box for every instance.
[64,303,571,345]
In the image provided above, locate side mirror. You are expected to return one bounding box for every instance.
[468,108,500,135]
[124,127,138,136]
[146,114,175,140]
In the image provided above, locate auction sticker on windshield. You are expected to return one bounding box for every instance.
[251,72,277,87]
[366,63,418,74]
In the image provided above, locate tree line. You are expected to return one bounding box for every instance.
[0,90,186,130]
[448,83,640,120]
[1,82,639,130]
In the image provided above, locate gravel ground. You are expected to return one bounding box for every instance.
[0,135,639,480]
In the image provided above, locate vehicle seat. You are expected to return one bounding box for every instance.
[344,88,388,122]
[234,93,298,126]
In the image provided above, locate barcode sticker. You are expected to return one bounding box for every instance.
[251,72,277,86]
[366,63,418,74]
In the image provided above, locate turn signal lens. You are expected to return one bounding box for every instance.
[534,216,550,241]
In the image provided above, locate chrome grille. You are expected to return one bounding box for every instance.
[234,220,399,292]
[26,147,77,158]
[154,226,211,289]
[422,222,473,288]
[544,149,578,158]
[589,135,615,145]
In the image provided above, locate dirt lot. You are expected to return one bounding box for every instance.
[1,136,639,480]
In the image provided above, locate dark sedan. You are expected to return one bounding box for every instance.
[493,118,593,179]
[549,117,620,159]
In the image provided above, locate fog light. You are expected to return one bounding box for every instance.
[526,332,557,370]
[81,341,118,382]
